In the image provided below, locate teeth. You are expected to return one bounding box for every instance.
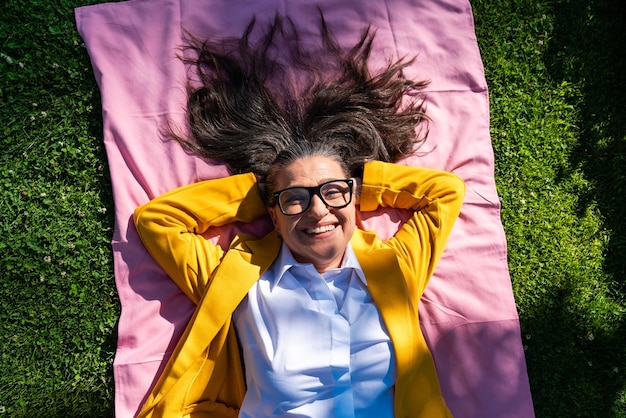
[305,225,336,234]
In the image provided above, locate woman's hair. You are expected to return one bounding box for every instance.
[170,11,429,188]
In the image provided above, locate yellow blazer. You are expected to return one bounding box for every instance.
[134,161,465,418]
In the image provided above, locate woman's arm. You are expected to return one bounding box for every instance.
[133,173,267,304]
[359,160,465,298]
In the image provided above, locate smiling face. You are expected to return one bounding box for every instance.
[268,155,356,273]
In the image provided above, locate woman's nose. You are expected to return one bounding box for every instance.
[307,194,329,217]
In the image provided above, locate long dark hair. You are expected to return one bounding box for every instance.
[170,11,429,181]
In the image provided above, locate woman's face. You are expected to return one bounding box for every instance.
[268,155,356,273]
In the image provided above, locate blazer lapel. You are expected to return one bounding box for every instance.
[352,232,418,376]
[155,232,281,400]
[189,232,281,351]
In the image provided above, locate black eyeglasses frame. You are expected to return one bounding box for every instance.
[272,179,354,216]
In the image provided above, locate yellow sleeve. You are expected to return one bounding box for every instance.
[359,160,465,298]
[133,173,267,304]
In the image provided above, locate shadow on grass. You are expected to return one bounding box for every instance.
[535,0,626,415]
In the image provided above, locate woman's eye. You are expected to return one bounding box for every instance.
[323,186,347,200]
[281,190,308,206]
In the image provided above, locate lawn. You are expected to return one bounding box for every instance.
[1,0,624,417]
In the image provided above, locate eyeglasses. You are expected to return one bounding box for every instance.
[272,179,354,216]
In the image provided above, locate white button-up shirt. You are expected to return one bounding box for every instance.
[234,242,396,418]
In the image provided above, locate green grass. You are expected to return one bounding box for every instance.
[473,0,626,416]
[1,1,117,416]
[1,0,624,416]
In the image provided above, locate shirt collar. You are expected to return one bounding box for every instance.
[270,242,366,290]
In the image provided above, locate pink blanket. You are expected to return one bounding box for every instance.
[75,0,534,416]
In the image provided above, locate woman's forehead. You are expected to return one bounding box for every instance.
[276,156,346,188]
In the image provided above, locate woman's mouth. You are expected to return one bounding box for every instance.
[304,224,337,235]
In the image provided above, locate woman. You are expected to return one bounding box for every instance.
[134,14,465,418]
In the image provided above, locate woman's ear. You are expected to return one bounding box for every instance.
[267,206,280,232]
[352,177,362,206]
[355,208,365,230]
